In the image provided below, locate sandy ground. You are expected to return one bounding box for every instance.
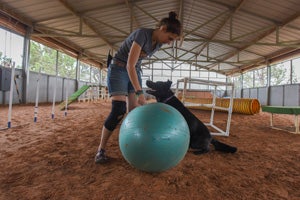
[0,100,299,200]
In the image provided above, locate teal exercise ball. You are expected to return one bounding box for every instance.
[119,102,190,173]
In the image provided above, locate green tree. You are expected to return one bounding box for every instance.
[270,63,289,85]
[0,51,12,67]
[254,68,267,87]
[79,62,90,81]
[29,41,56,75]
[243,71,253,88]
[58,52,77,78]
[29,40,102,84]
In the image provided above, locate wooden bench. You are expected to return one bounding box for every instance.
[261,106,300,134]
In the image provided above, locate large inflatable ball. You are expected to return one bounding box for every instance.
[119,102,190,172]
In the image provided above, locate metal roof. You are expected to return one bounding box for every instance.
[0,0,299,75]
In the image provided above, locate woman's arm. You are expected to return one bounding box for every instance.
[127,41,146,105]
[127,41,142,91]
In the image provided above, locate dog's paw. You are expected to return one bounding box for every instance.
[192,149,210,155]
[214,143,238,153]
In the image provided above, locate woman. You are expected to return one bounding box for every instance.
[95,11,182,164]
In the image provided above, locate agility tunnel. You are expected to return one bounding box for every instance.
[182,97,261,115]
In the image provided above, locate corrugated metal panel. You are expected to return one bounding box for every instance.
[183,1,229,38]
[207,43,236,58]
[277,27,300,43]
[2,0,66,22]
[39,15,81,33]
[242,0,300,21]
[225,51,263,63]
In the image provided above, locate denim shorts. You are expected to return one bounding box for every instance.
[107,64,142,96]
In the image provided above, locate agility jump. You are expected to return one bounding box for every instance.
[176,77,234,136]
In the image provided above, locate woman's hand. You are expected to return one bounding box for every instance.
[137,94,147,105]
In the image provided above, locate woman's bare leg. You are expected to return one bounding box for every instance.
[95,95,127,163]
[127,92,139,111]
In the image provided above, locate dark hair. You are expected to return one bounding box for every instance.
[158,11,182,36]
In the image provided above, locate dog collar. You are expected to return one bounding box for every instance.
[162,95,174,103]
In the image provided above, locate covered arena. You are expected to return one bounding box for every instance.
[0,0,299,199]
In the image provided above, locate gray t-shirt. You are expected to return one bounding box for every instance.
[114,28,162,68]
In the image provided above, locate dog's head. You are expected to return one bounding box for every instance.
[146,80,174,102]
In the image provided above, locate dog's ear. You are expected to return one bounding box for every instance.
[167,80,172,88]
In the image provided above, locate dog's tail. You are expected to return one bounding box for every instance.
[211,138,237,153]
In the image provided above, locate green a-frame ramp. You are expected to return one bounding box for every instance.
[59,85,91,110]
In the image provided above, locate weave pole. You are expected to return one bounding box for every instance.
[51,75,57,119]
[34,68,42,122]
[7,62,15,128]
[64,81,68,117]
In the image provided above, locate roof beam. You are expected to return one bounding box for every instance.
[0,3,32,27]
[145,57,260,65]
[229,48,300,75]
[84,16,129,35]
[184,37,300,48]
[196,0,247,56]
[58,0,114,50]
[206,11,300,70]
[125,0,140,31]
[208,0,279,24]
[134,4,159,22]
[184,10,229,38]
[0,2,101,66]
[185,31,267,57]
[36,2,127,23]
[34,13,72,24]
[80,0,143,15]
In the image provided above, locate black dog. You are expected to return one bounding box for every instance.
[146,80,237,154]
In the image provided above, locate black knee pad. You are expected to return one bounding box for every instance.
[104,100,126,131]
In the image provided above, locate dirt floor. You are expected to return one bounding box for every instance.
[0,100,299,200]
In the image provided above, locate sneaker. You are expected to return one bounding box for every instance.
[95,149,109,164]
